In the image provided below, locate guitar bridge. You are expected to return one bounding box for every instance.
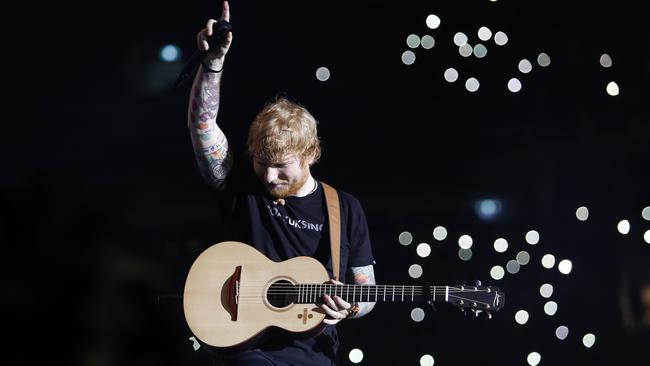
[226,266,242,321]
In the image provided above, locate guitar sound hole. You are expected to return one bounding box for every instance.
[267,280,297,308]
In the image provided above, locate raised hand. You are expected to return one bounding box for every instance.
[197,1,233,68]
[321,279,355,325]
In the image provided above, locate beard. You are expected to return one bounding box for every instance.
[266,169,310,199]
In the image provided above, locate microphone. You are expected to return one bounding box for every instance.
[174,19,233,89]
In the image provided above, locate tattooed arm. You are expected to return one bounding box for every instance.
[187,2,234,189]
[348,264,377,318]
[321,264,376,324]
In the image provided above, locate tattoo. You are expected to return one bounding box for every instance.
[350,265,377,318]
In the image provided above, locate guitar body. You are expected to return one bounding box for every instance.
[183,241,329,348]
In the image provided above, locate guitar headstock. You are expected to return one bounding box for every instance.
[443,282,505,318]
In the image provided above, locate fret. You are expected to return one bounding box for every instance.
[375,286,378,302]
[383,286,386,301]
[392,285,395,301]
[411,286,414,301]
[401,285,404,301]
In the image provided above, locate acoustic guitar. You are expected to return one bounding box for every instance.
[183,241,505,349]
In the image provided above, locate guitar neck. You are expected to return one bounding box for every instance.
[294,284,451,304]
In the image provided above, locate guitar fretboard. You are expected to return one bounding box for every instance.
[294,284,454,304]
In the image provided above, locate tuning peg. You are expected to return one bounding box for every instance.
[471,309,483,318]
[472,280,482,287]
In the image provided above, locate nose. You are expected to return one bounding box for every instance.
[264,167,278,183]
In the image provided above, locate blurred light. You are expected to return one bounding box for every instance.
[349,349,364,363]
[494,31,508,45]
[407,34,421,48]
[642,206,650,220]
[576,206,589,221]
[426,14,441,29]
[316,67,330,81]
[433,226,448,241]
[606,81,620,96]
[515,310,529,324]
[527,352,541,366]
[558,259,572,274]
[508,78,522,92]
[490,265,505,280]
[409,264,423,278]
[644,230,650,244]
[556,326,569,340]
[420,354,435,366]
[402,50,416,65]
[583,333,596,348]
[160,44,181,62]
[475,199,502,220]
[444,68,459,82]
[518,59,533,73]
[478,26,492,41]
[399,231,413,245]
[599,53,612,68]
[506,260,521,274]
[494,238,508,253]
[537,53,551,67]
[617,219,630,234]
[421,35,435,49]
[465,77,480,92]
[544,301,558,316]
[458,248,473,261]
[540,283,553,298]
[453,32,468,46]
[417,243,432,257]
[542,254,556,269]
[526,230,540,245]
[458,234,473,249]
[473,44,488,58]
[411,307,425,322]
[459,43,473,57]
[516,251,531,265]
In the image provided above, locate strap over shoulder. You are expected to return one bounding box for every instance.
[321,182,341,281]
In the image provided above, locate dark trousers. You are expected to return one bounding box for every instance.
[215,350,294,366]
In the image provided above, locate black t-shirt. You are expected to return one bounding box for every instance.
[213,156,375,366]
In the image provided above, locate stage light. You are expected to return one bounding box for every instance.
[473,44,488,58]
[458,248,473,261]
[494,238,508,253]
[349,349,364,363]
[416,243,432,257]
[644,230,650,244]
[537,53,551,67]
[527,352,541,366]
[517,251,531,265]
[606,81,620,96]
[478,26,492,41]
[411,307,426,322]
[506,260,521,274]
[401,50,416,65]
[518,59,533,73]
[599,53,613,68]
[407,34,421,49]
[526,230,540,245]
[576,206,589,221]
[508,78,522,92]
[542,254,556,269]
[433,226,448,241]
[617,219,630,234]
[476,199,501,218]
[582,333,596,348]
[160,44,181,62]
[555,326,569,340]
[490,265,505,280]
[420,354,435,366]
[315,66,330,81]
[558,259,573,275]
[453,32,468,46]
[642,206,650,220]
[515,310,530,325]
[540,284,553,298]
[444,68,459,82]
[459,43,473,57]
[426,14,441,29]
[421,35,435,49]
[458,234,473,249]
[494,31,508,45]
[544,301,558,316]
[409,264,423,279]
[465,77,480,92]
[399,231,413,245]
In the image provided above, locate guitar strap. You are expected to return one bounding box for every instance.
[321,181,341,281]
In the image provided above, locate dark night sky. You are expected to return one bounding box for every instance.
[3,0,649,365]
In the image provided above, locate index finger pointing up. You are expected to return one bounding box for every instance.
[222,1,230,22]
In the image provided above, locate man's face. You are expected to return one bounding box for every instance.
[253,154,310,198]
